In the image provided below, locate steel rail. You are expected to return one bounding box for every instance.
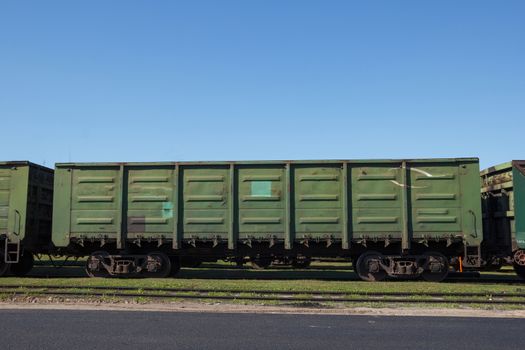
[446,278,523,284]
[23,272,524,284]
[1,288,524,305]
[1,285,525,298]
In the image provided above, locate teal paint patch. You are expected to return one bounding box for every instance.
[251,181,272,197]
[162,202,174,218]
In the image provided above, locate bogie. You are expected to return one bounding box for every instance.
[354,251,450,282]
[85,251,173,278]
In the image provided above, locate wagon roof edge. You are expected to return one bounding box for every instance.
[480,160,525,176]
[54,157,480,168]
[0,160,54,172]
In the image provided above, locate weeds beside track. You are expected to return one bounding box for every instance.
[2,285,525,306]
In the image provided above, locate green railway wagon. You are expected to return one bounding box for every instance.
[0,161,54,276]
[481,160,525,277]
[52,158,482,281]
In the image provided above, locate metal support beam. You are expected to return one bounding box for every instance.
[342,162,350,249]
[116,164,125,250]
[285,163,292,250]
[172,164,180,249]
[228,163,236,250]
[400,161,410,252]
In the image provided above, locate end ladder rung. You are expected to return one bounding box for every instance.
[4,241,20,264]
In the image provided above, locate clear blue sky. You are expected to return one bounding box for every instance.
[1,1,523,169]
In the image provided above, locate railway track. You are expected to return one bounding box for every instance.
[445,277,523,285]
[1,285,525,305]
[30,261,524,284]
[23,273,524,285]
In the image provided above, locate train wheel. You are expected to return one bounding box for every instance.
[421,252,449,282]
[514,250,525,266]
[85,251,111,277]
[0,252,9,277]
[513,250,525,280]
[10,253,34,276]
[250,257,272,270]
[146,252,172,278]
[355,251,387,282]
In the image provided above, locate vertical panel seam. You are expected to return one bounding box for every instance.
[116,164,125,250]
[285,163,292,250]
[172,164,179,249]
[401,161,410,251]
[342,162,349,249]
[229,163,236,250]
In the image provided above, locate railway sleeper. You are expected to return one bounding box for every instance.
[355,251,449,282]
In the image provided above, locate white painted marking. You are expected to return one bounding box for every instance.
[390,180,426,189]
[410,168,434,177]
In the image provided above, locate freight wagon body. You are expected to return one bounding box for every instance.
[481,160,525,277]
[0,161,54,276]
[52,158,482,281]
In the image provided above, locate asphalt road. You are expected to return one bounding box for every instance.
[1,309,524,350]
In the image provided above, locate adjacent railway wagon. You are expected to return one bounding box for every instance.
[0,161,54,276]
[51,158,482,281]
[481,160,525,277]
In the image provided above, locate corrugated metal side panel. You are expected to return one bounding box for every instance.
[182,166,230,239]
[0,164,30,240]
[126,166,175,238]
[410,165,461,233]
[53,166,119,247]
[52,159,481,250]
[0,167,11,232]
[71,167,121,234]
[237,165,285,237]
[351,164,403,238]
[350,160,481,246]
[294,165,342,237]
